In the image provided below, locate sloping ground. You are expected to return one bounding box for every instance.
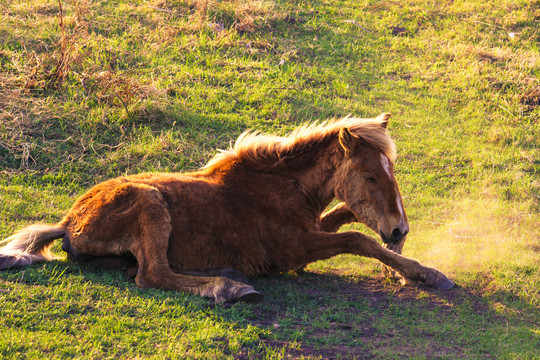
[0,0,538,358]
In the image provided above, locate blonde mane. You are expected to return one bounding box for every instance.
[204,114,397,171]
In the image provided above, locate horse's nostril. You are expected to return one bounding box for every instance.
[403,229,409,237]
[391,228,404,242]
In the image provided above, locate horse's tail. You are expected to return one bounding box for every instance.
[0,224,66,269]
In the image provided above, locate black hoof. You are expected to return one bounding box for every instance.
[433,277,456,290]
[236,288,265,304]
[0,254,15,269]
[0,254,22,269]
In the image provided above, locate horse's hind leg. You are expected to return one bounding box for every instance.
[123,185,263,303]
[135,241,262,303]
[183,268,249,284]
[62,234,137,270]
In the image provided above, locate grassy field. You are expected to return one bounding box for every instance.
[0,0,538,358]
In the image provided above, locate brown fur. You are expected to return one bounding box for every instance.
[0,113,454,303]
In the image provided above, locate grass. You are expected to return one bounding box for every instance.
[0,0,539,358]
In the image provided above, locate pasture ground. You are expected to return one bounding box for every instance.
[1,0,538,358]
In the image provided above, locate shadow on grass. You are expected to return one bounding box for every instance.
[1,260,536,359]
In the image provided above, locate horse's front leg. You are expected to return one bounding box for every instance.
[299,231,455,290]
[320,203,357,232]
[381,241,405,281]
[321,203,406,254]
[320,203,405,281]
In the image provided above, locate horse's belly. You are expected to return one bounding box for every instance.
[166,208,307,277]
[166,227,271,277]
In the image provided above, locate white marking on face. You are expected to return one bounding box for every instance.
[381,154,406,221]
[380,153,392,178]
[396,193,405,219]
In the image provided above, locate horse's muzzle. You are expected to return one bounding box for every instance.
[379,228,408,245]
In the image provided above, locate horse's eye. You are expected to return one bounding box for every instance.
[363,174,376,183]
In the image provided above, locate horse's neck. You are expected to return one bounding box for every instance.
[287,141,341,213]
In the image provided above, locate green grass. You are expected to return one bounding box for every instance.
[1,0,539,358]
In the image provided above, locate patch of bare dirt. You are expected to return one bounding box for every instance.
[389,25,407,36]
[235,338,371,360]
[245,271,480,359]
[520,89,540,107]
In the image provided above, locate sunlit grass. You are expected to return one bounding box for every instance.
[0,0,538,358]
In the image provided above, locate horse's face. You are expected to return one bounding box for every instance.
[336,127,409,245]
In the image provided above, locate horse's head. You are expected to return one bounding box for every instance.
[334,114,409,245]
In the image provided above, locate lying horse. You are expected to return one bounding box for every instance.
[0,113,454,303]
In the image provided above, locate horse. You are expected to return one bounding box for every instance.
[0,113,455,303]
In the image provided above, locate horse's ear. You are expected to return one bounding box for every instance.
[339,127,358,154]
[377,113,391,129]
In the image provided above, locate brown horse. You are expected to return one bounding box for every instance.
[0,113,454,303]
